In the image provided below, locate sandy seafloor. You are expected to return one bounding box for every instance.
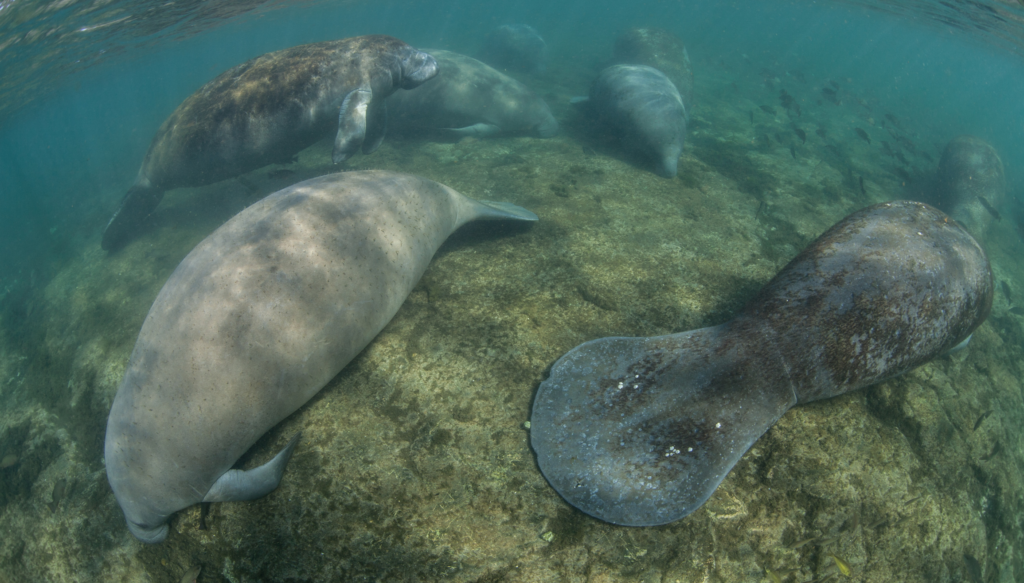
[1,41,1024,583]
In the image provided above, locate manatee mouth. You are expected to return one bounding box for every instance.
[536,116,559,138]
[402,51,439,88]
[128,520,170,544]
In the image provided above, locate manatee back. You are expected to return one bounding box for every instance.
[388,49,556,136]
[745,201,993,403]
[589,64,687,176]
[105,170,524,531]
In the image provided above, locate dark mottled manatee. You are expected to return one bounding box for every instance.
[578,64,689,178]
[480,24,547,74]
[105,171,538,543]
[935,135,1005,240]
[531,201,991,526]
[387,49,558,138]
[101,35,439,251]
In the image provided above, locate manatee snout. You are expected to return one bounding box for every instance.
[401,50,440,87]
[535,113,559,138]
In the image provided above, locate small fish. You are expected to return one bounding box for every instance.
[973,410,993,431]
[964,553,983,583]
[266,168,296,180]
[843,510,860,532]
[903,495,922,505]
[821,87,837,97]
[830,554,852,576]
[1010,306,1024,316]
[865,516,888,529]
[855,128,871,144]
[0,454,17,468]
[859,176,866,195]
[895,152,909,165]
[1002,280,1014,302]
[981,441,1002,461]
[179,565,202,583]
[881,141,894,156]
[885,113,900,126]
[47,478,67,512]
[793,128,806,144]
[760,105,776,115]
[199,501,210,530]
[790,145,797,159]
[977,195,1001,220]
[788,536,817,549]
[897,136,917,153]
[765,567,784,583]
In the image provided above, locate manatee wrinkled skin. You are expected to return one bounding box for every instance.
[584,64,689,178]
[531,201,992,526]
[105,170,538,543]
[101,35,439,251]
[935,135,1005,240]
[480,24,547,74]
[387,49,558,138]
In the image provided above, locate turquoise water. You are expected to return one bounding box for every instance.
[1,0,1024,580]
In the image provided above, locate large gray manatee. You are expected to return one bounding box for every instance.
[531,201,991,526]
[387,49,558,138]
[101,35,439,251]
[105,170,538,543]
[579,64,689,178]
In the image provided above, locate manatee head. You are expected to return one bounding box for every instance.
[535,111,559,138]
[399,49,439,89]
[126,515,170,544]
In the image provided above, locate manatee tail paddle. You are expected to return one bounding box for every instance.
[101,182,164,251]
[530,323,797,526]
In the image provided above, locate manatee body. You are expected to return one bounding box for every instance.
[101,35,439,251]
[583,64,689,178]
[387,49,558,138]
[531,201,992,526]
[935,135,1005,240]
[480,24,547,74]
[105,170,538,543]
[611,27,695,111]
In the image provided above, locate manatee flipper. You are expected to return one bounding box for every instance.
[472,200,539,221]
[530,327,797,526]
[444,123,502,138]
[101,182,164,251]
[361,100,388,154]
[334,89,372,163]
[202,432,301,503]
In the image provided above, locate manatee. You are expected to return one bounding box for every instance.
[480,24,547,74]
[934,135,1006,240]
[611,27,695,111]
[104,170,538,543]
[576,64,689,178]
[101,35,439,251]
[531,201,992,526]
[387,49,558,138]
